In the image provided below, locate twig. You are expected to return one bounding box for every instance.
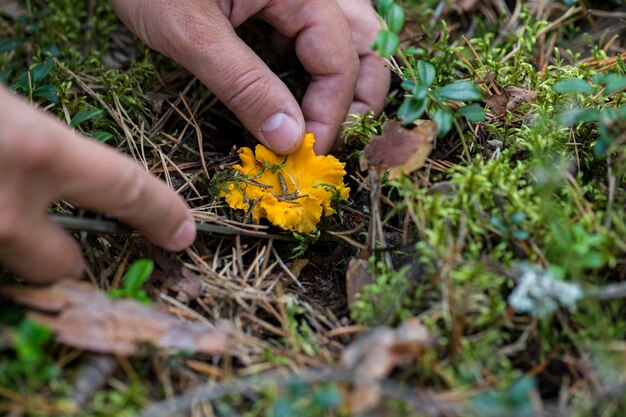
[272,248,304,290]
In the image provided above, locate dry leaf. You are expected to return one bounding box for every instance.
[485,86,536,117]
[165,267,204,303]
[286,258,309,280]
[340,318,436,414]
[363,120,435,179]
[0,280,228,356]
[345,258,373,309]
[457,0,479,12]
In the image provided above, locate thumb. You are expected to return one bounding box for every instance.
[162,7,305,154]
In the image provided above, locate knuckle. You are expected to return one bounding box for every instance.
[113,164,149,216]
[347,53,360,78]
[225,70,273,114]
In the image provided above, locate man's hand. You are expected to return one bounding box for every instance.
[0,86,196,284]
[109,0,390,155]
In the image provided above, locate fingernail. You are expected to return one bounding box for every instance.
[171,220,196,250]
[260,112,300,153]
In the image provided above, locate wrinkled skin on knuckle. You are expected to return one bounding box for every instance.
[225,69,273,115]
[347,52,361,79]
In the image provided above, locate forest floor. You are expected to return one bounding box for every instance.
[2,0,626,416]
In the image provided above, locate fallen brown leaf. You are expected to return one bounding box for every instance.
[345,258,373,309]
[0,280,228,356]
[286,258,309,280]
[165,267,204,303]
[340,318,436,414]
[363,120,435,179]
[485,86,537,117]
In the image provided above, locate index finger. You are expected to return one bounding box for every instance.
[57,135,196,251]
[260,0,360,154]
[8,98,198,251]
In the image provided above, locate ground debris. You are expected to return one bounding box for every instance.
[164,266,204,303]
[340,318,436,413]
[363,120,435,179]
[484,86,537,118]
[0,0,26,18]
[345,258,373,309]
[0,280,228,356]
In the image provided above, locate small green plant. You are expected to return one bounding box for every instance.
[471,378,537,417]
[351,258,412,325]
[371,0,485,134]
[555,73,626,156]
[70,107,113,143]
[11,58,59,103]
[268,381,342,417]
[341,110,383,147]
[0,315,58,389]
[490,212,529,241]
[290,230,320,259]
[108,259,154,303]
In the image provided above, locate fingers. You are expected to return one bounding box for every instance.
[0,216,85,284]
[0,87,195,286]
[126,0,306,155]
[260,0,360,154]
[338,0,390,117]
[49,128,197,251]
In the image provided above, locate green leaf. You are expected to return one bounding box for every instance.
[385,4,405,33]
[42,44,61,58]
[25,22,43,33]
[433,108,453,136]
[376,0,394,14]
[490,217,507,233]
[0,36,26,53]
[372,29,399,58]
[31,59,54,84]
[11,72,29,92]
[413,85,428,100]
[400,79,417,91]
[123,259,154,293]
[0,69,11,83]
[404,46,424,56]
[397,96,426,124]
[552,79,593,94]
[437,81,483,102]
[593,73,626,95]
[595,137,611,157]
[32,84,58,103]
[512,229,529,240]
[16,59,55,89]
[401,80,427,99]
[417,60,436,87]
[92,131,113,143]
[511,212,526,224]
[456,103,485,122]
[70,108,104,128]
[557,108,601,125]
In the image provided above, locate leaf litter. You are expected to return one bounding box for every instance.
[4,1,626,415]
[0,280,228,356]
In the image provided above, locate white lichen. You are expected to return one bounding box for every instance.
[508,264,584,318]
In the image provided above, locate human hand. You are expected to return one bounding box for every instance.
[109,0,390,155]
[0,86,196,284]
